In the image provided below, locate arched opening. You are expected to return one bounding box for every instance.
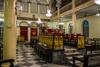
[83,20,89,37]
[69,23,73,34]
[19,21,29,41]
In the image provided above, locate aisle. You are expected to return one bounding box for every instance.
[16,44,72,67]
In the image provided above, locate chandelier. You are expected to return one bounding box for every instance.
[46,9,52,17]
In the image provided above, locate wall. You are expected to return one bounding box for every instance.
[17,15,100,41]
[48,15,100,38]
[76,15,100,38]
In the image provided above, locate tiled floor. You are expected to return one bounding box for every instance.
[16,43,72,67]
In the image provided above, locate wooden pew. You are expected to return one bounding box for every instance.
[73,53,100,67]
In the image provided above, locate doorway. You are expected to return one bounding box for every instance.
[20,27,28,41]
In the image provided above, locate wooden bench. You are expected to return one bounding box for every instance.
[73,53,100,67]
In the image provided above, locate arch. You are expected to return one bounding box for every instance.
[69,23,73,34]
[30,22,37,27]
[83,20,89,37]
[42,23,48,27]
[19,21,29,27]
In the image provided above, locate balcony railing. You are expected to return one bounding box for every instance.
[75,0,91,7]
[60,2,72,14]
[52,2,72,18]
[51,11,57,18]
[51,0,92,18]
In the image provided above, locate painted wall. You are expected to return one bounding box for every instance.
[48,15,100,38]
[76,15,100,38]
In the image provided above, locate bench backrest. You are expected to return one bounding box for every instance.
[83,53,100,67]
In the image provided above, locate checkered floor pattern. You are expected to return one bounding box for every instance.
[16,44,72,67]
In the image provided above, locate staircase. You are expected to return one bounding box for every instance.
[64,46,84,65]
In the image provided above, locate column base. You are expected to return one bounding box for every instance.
[2,62,18,67]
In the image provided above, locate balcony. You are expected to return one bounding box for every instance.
[51,0,94,20]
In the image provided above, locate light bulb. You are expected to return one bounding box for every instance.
[96,13,100,16]
[20,6,23,11]
[94,0,100,5]
[46,9,52,17]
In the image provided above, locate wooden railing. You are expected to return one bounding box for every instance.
[51,0,93,19]
[75,0,91,7]
[60,2,72,14]
[51,11,57,18]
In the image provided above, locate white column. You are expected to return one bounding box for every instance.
[28,27,30,42]
[3,0,17,66]
[72,0,76,34]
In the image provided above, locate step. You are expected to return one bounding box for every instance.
[64,48,77,52]
[69,60,83,65]
[69,60,83,67]
[64,52,81,56]
[66,55,83,61]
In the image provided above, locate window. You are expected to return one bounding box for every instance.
[69,23,73,34]
[40,5,47,14]
[30,3,38,13]
[83,20,89,37]
[21,2,29,12]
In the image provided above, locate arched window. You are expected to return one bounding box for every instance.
[69,23,73,34]
[83,20,89,37]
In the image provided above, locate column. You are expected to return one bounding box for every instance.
[72,0,76,34]
[57,3,60,24]
[28,27,30,42]
[72,13,76,34]
[57,0,61,28]
[3,0,17,65]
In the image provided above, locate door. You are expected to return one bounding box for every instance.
[20,27,28,41]
[30,28,37,38]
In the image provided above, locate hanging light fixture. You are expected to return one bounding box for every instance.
[94,0,100,5]
[37,18,43,24]
[46,9,52,17]
[46,4,52,17]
